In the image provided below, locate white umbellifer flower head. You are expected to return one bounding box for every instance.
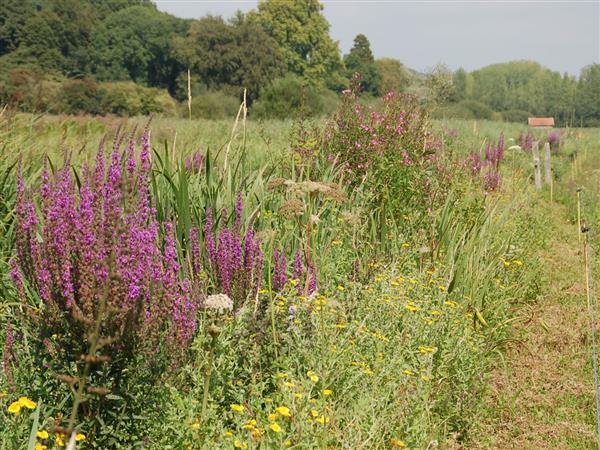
[204,294,233,314]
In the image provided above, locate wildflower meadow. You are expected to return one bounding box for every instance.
[1,88,599,449]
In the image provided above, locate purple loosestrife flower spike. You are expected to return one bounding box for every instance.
[190,227,202,275]
[12,131,200,374]
[235,192,243,231]
[292,250,303,281]
[273,249,288,292]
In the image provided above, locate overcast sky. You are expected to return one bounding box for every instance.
[155,0,599,76]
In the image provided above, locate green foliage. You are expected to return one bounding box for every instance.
[460,100,494,120]
[185,90,241,120]
[426,63,456,104]
[576,64,600,126]
[251,74,340,119]
[501,109,531,124]
[376,58,410,94]
[253,0,345,88]
[173,14,285,103]
[451,68,469,102]
[89,5,187,88]
[2,112,596,447]
[344,34,382,96]
[469,61,577,125]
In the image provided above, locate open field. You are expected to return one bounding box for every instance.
[1,102,600,449]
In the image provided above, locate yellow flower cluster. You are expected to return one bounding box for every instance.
[7,396,36,415]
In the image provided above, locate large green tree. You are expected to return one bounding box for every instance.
[576,64,600,126]
[375,58,410,95]
[173,14,285,102]
[426,63,455,104]
[253,0,344,88]
[89,5,187,89]
[344,34,382,95]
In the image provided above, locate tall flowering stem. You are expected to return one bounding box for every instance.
[11,130,199,385]
[193,193,264,309]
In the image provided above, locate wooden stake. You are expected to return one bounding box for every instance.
[532,141,542,191]
[187,68,192,121]
[577,188,582,242]
[543,142,552,186]
[582,223,600,447]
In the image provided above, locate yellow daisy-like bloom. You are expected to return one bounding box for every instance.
[230,404,245,413]
[275,406,291,417]
[307,371,319,383]
[316,415,330,425]
[403,370,415,376]
[191,421,201,430]
[242,419,256,430]
[404,303,419,312]
[390,438,407,448]
[322,389,332,396]
[223,431,233,437]
[7,401,21,415]
[34,444,47,450]
[55,434,65,447]
[293,392,303,399]
[269,423,282,433]
[268,413,278,422]
[283,381,296,388]
[233,440,247,449]
[36,430,49,439]
[418,346,436,354]
[18,397,37,409]
[444,300,457,308]
[310,409,318,418]
[75,434,86,442]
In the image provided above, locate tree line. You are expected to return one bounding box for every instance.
[1,0,598,125]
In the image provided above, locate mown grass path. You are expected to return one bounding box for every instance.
[473,201,597,449]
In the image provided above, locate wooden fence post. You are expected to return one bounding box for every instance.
[532,141,542,191]
[544,142,552,185]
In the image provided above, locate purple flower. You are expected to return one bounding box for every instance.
[273,249,288,292]
[12,131,200,373]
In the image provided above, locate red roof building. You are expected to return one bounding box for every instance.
[528,117,555,127]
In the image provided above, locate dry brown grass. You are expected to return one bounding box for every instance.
[471,203,597,449]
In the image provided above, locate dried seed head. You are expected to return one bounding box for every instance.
[278,199,304,219]
[87,387,111,396]
[267,178,287,190]
[323,186,348,203]
[55,374,80,385]
[340,211,361,226]
[207,324,221,338]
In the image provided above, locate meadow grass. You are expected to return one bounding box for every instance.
[1,108,600,449]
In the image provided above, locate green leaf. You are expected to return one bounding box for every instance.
[27,401,42,450]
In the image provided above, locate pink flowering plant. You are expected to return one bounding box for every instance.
[8,130,200,434]
[322,82,453,248]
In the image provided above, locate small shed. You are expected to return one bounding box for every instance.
[528,117,555,128]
